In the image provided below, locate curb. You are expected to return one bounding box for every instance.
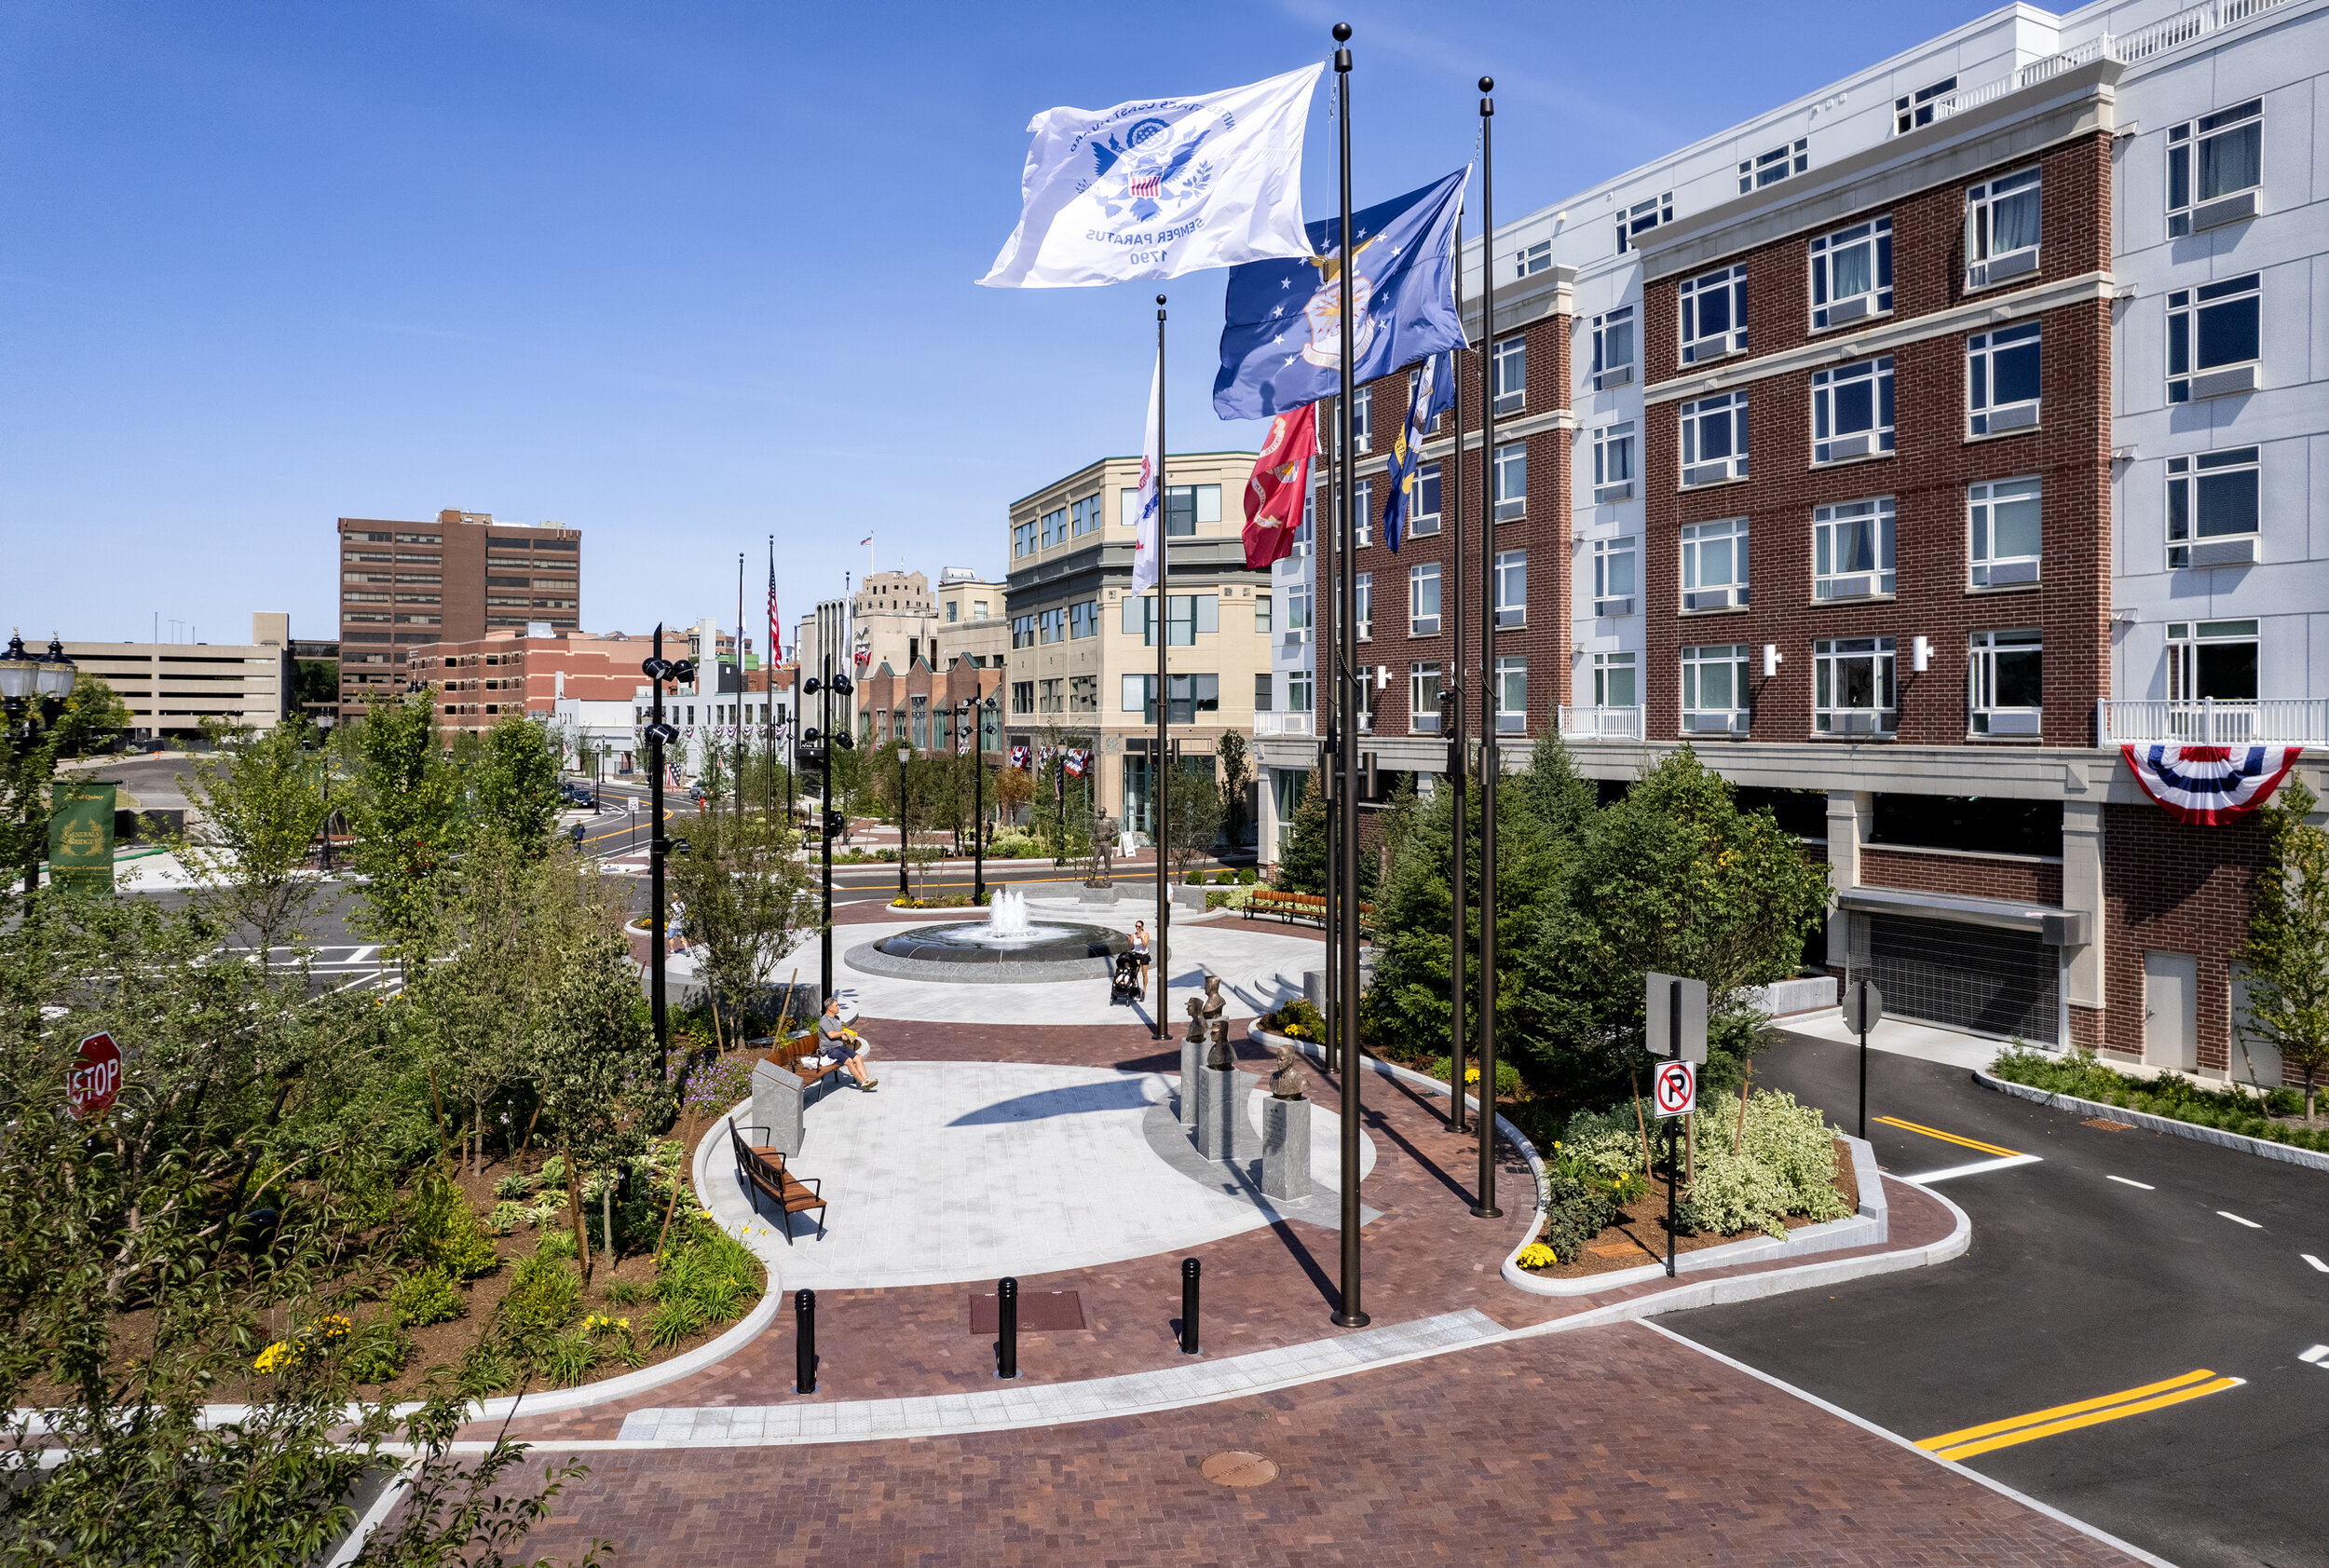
[1975,1069,2329,1174]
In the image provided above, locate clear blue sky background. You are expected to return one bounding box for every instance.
[2,0,1990,649]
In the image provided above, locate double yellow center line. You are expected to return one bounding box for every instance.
[1873,1115,2022,1159]
[1918,1369,2244,1463]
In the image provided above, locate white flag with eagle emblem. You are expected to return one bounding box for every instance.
[977,63,1322,289]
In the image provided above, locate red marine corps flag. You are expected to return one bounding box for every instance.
[1241,401,1317,569]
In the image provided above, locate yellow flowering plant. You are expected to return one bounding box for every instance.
[1517,1242,1559,1270]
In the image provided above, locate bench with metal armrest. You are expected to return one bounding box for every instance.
[725,1118,827,1243]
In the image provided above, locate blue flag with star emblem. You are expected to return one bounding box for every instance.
[1211,167,1467,421]
[1382,350,1454,552]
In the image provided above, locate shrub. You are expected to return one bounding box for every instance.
[541,1331,597,1387]
[403,1170,500,1280]
[1535,1148,1618,1265]
[536,1227,577,1261]
[1561,1103,1652,1182]
[1185,870,1204,885]
[988,834,1041,859]
[457,1341,519,1396]
[1421,1056,1523,1099]
[602,1279,648,1306]
[1238,867,1258,886]
[342,1318,411,1384]
[496,1250,583,1361]
[1266,997,1325,1042]
[1517,1242,1558,1270]
[487,1200,533,1234]
[644,1295,707,1350]
[1213,870,1233,885]
[492,1173,538,1200]
[538,1154,566,1188]
[1677,1089,1851,1239]
[388,1264,465,1329]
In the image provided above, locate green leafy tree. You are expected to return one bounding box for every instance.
[1164,757,1222,876]
[469,716,564,854]
[347,690,463,966]
[666,810,815,1043]
[2239,777,2329,1122]
[176,714,331,960]
[1273,770,1327,894]
[1217,730,1253,846]
[536,933,668,1279]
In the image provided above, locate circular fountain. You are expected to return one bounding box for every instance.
[845,888,1131,984]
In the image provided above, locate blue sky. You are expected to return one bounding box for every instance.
[1,0,1989,649]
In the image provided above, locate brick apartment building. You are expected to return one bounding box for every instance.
[1257,0,2328,1086]
[335,510,581,719]
[404,628,647,736]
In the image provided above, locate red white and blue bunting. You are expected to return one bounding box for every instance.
[2120,744,2303,825]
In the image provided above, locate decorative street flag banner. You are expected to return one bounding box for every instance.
[1011,745,1031,770]
[48,781,116,897]
[1212,167,1467,420]
[977,63,1322,289]
[1382,349,1454,552]
[2121,743,2304,824]
[1065,750,1088,778]
[1242,400,1317,569]
[1132,349,1164,593]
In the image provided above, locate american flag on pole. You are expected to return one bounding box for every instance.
[665,760,684,789]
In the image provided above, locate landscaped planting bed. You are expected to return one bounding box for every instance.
[1988,1046,2329,1152]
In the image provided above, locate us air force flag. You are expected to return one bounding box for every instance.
[1211,167,1467,420]
[978,64,1323,289]
[1381,350,1454,553]
[1131,351,1164,593]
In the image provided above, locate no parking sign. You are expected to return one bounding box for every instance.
[1652,1059,1696,1120]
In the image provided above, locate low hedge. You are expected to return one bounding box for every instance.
[1991,1046,2329,1152]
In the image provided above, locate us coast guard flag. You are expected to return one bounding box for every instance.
[977,64,1323,289]
[1132,351,1164,592]
[1382,351,1453,552]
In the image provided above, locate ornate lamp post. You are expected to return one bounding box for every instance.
[895,741,912,897]
[2,634,81,894]
[959,693,998,906]
[638,627,696,1071]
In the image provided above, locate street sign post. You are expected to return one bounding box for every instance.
[1651,1059,1696,1278]
[67,1031,121,1120]
[1645,973,1708,1064]
[1843,980,1884,1139]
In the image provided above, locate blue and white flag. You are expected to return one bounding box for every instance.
[1212,167,1467,420]
[977,64,1323,289]
[1382,351,1454,553]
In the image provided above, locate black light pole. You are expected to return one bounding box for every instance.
[1446,206,1468,1134]
[0,634,80,896]
[1472,77,1503,1221]
[895,741,911,897]
[1329,21,1369,1331]
[639,625,693,1072]
[963,695,995,906]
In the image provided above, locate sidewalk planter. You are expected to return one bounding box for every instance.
[1976,1070,2329,1174]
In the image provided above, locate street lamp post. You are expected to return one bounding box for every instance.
[895,742,911,898]
[798,660,853,1004]
[960,695,997,906]
[638,626,695,1073]
[0,634,80,896]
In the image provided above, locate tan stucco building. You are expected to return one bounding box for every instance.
[63,612,293,739]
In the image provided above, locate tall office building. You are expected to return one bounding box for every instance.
[1256,0,2328,1083]
[335,510,581,720]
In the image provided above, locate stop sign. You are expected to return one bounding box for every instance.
[67,1031,122,1120]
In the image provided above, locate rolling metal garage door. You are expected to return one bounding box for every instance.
[1866,915,2058,1045]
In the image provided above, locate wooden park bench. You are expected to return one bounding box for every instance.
[726,1118,827,1243]
[1248,889,1375,932]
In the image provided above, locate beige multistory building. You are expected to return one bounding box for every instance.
[63,612,293,739]
[1002,450,1264,839]
[932,567,1007,673]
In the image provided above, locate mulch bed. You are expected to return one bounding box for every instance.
[1520,1139,1859,1281]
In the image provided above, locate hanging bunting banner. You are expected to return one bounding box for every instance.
[2121,743,2303,825]
[1010,745,1030,770]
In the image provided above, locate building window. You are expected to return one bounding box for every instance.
[1680,265,1748,361]
[1814,636,1897,734]
[1681,644,1750,734]
[1409,562,1441,635]
[1515,239,1551,279]
[1352,479,1372,548]
[2166,620,2259,702]
[1810,216,1892,328]
[1013,521,1035,558]
[1355,572,1373,640]
[1350,393,1371,454]
[1071,494,1105,536]
[1036,679,1062,716]
[1493,550,1527,627]
[1681,516,1749,611]
[1968,476,2042,588]
[1491,336,1527,416]
[1591,306,1635,388]
[2167,273,2260,402]
[1012,680,1035,715]
[946,601,960,622]
[2166,447,2261,568]
[1615,192,1672,253]
[1410,662,1444,733]
[1965,168,2040,289]
[1968,322,2040,435]
[1593,421,1635,500]
[1122,593,1220,646]
[1680,391,1749,484]
[1409,462,1442,537]
[1969,629,2043,735]
[1252,672,1273,713]
[1121,484,1221,535]
[1289,668,1314,712]
[1039,607,1065,644]
[1119,674,1219,725]
[1040,507,1066,548]
[1591,538,1635,616]
[1070,600,1098,638]
[1896,76,1956,134]
[1811,355,1895,463]
[1287,579,1311,634]
[1495,655,1528,734]
[1813,497,1896,600]
[1739,139,1807,193]
[2168,99,2262,237]
[1591,651,1637,709]
[1297,486,1315,555]
[1256,592,1273,634]
[1493,441,1527,521]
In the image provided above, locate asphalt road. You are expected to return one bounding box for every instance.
[1665,1034,2329,1568]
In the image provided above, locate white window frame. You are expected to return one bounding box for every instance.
[1681,643,1751,734]
[1493,441,1527,521]
[1738,138,1808,193]
[1968,476,2042,589]
[1813,497,1896,600]
[1591,538,1636,617]
[1968,321,2041,436]
[1591,651,1637,710]
[1355,571,1372,642]
[1969,628,2043,736]
[2166,620,2259,703]
[1288,668,1314,713]
[1591,306,1636,389]
[1615,192,1672,254]
[1493,549,1527,628]
[1592,420,1635,501]
[1494,654,1528,734]
[1809,215,1892,329]
[2168,99,2263,237]
[1679,391,1749,485]
[1350,394,1371,455]
[1965,168,2041,290]
[1811,355,1895,464]
[1515,239,1551,279]
[2166,446,2261,569]
[1409,462,1442,537]
[1680,516,1749,612]
[1896,77,1956,134]
[1408,561,1441,636]
[1813,636,1897,735]
[2167,273,2260,402]
[1351,478,1372,548]
[1679,265,1749,362]
[1410,662,1443,733]
[1491,335,1527,416]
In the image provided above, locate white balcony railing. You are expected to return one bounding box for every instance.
[1914,0,2298,128]
[1558,705,1645,743]
[1253,711,1315,739]
[2098,698,2329,747]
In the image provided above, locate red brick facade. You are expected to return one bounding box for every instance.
[407,631,648,734]
[1859,846,2064,907]
[2098,803,2269,1072]
[857,659,1005,754]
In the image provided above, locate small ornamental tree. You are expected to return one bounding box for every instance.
[666,810,815,1044]
[177,714,332,961]
[536,933,669,1279]
[347,689,463,967]
[1217,730,1253,846]
[2239,777,2329,1123]
[470,715,564,854]
[1273,770,1328,895]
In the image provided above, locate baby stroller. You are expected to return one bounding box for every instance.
[1109,948,1143,1004]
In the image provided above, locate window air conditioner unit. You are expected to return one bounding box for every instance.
[1595,365,1634,389]
[2192,190,2259,230]
[1826,295,1873,325]
[1682,461,1733,488]
[1986,711,2042,736]
[1835,711,1886,735]
[1986,403,2039,432]
[1969,248,2038,289]
[1826,433,1873,461]
[1828,575,1873,599]
[1682,586,1735,611]
[2189,537,2259,567]
[2190,363,2258,399]
[1593,596,1634,618]
[1688,711,1741,733]
[1986,560,2040,586]
[1593,482,1635,504]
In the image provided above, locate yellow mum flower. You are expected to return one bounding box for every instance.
[1517,1243,1559,1270]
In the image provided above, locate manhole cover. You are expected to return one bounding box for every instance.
[2083,1118,2135,1131]
[1200,1451,1278,1487]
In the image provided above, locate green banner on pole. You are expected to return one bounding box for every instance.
[48,781,117,895]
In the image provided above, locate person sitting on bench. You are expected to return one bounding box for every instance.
[815,997,878,1091]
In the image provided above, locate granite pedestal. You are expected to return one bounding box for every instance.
[1261,1096,1312,1200]
[1193,1064,1254,1164]
[1178,1037,1203,1129]
[749,1058,806,1158]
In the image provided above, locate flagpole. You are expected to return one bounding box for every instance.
[1330,20,1368,1330]
[768,534,778,826]
[737,552,746,829]
[1447,202,1469,1135]
[1472,76,1503,1221]
[1153,293,1171,1042]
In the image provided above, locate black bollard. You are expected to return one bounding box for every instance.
[1180,1258,1201,1355]
[795,1288,816,1395]
[997,1275,1019,1380]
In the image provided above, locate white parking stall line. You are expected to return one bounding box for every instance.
[1901,1153,2045,1186]
[2299,1344,2328,1366]
[2106,1175,2156,1190]
[2217,1211,2264,1229]
[2302,1254,2327,1274]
